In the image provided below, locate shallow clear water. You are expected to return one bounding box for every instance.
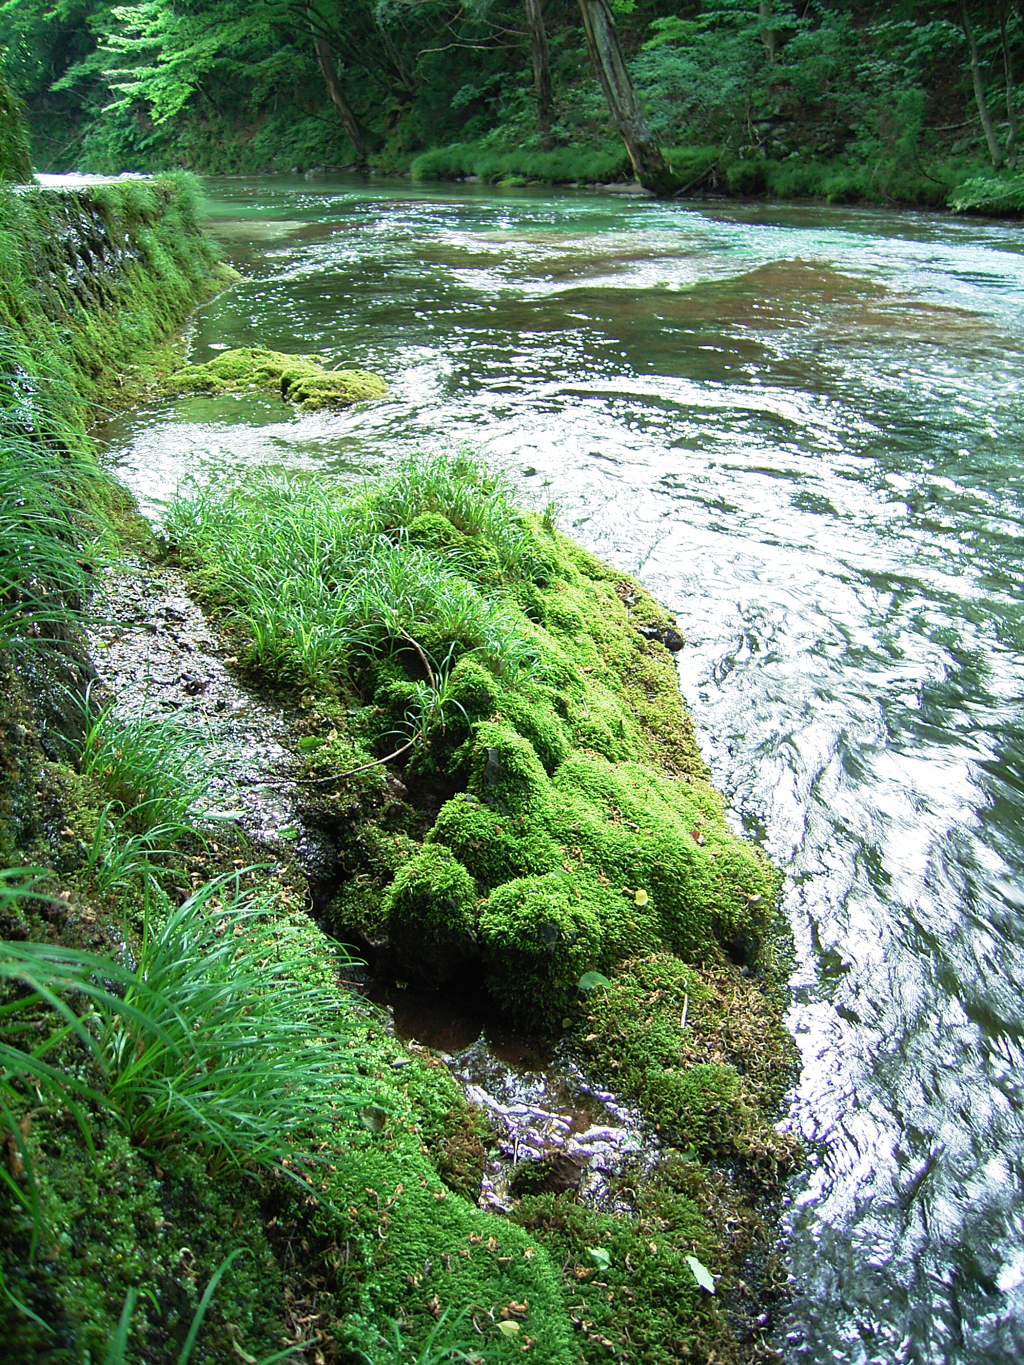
[99,176,1024,1364]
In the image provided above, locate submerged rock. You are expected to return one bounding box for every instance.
[166,346,387,411]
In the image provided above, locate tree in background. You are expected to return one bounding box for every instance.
[0,64,32,179]
[578,0,676,191]
[958,0,1021,169]
[524,0,554,147]
[961,0,1005,165]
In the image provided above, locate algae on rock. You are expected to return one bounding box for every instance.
[166,346,387,410]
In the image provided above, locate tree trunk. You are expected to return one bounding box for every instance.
[308,10,369,170]
[759,0,778,62]
[577,0,677,195]
[524,0,555,151]
[999,1,1019,169]
[960,0,1004,169]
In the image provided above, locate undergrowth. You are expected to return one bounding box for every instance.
[164,454,546,696]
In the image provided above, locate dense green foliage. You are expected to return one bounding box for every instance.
[0,64,31,180]
[1,0,1023,207]
[1,171,798,1359]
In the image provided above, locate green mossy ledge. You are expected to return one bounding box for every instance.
[162,454,800,1362]
[165,347,388,411]
[317,501,781,1033]
[0,173,233,427]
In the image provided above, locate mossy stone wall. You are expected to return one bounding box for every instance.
[0,173,229,430]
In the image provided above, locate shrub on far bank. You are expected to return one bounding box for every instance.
[949,170,1024,215]
[411,140,629,185]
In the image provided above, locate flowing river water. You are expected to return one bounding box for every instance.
[98,177,1024,1364]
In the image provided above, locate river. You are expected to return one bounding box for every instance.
[98,176,1024,1365]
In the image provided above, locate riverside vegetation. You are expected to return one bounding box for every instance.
[1,118,798,1365]
[2,2,1024,213]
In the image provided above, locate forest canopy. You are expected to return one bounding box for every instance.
[1,1,1022,208]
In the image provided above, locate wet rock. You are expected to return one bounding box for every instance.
[635,622,685,651]
[509,1149,588,1197]
[84,559,328,876]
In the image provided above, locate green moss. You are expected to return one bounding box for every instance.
[166,347,387,410]
[508,1138,790,1365]
[0,1124,283,1363]
[321,1139,573,1363]
[578,953,800,1177]
[398,1052,488,1203]
[325,823,421,943]
[384,843,477,984]
[478,875,601,1029]
[151,452,797,1356]
[446,653,501,718]
[406,511,504,585]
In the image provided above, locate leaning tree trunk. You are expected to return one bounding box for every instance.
[577,0,677,195]
[524,0,555,151]
[308,10,369,170]
[960,0,1004,169]
[998,1,1019,169]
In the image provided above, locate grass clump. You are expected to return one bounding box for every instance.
[97,875,369,1165]
[164,460,541,696]
[78,688,208,833]
[410,141,629,185]
[166,347,387,411]
[0,869,368,1353]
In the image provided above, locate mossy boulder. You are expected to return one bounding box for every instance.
[384,843,478,984]
[166,347,387,410]
[478,875,602,1029]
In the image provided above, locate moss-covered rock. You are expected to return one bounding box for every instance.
[579,953,800,1177]
[166,347,387,410]
[384,842,478,984]
[478,874,602,1028]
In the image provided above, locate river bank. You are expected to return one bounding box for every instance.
[121,177,1024,1365]
[0,175,798,1362]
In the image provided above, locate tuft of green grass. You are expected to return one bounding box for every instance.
[78,686,209,833]
[1,871,370,1247]
[95,873,369,1167]
[164,457,544,698]
[0,335,112,648]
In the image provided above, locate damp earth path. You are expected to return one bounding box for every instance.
[97,177,1024,1365]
